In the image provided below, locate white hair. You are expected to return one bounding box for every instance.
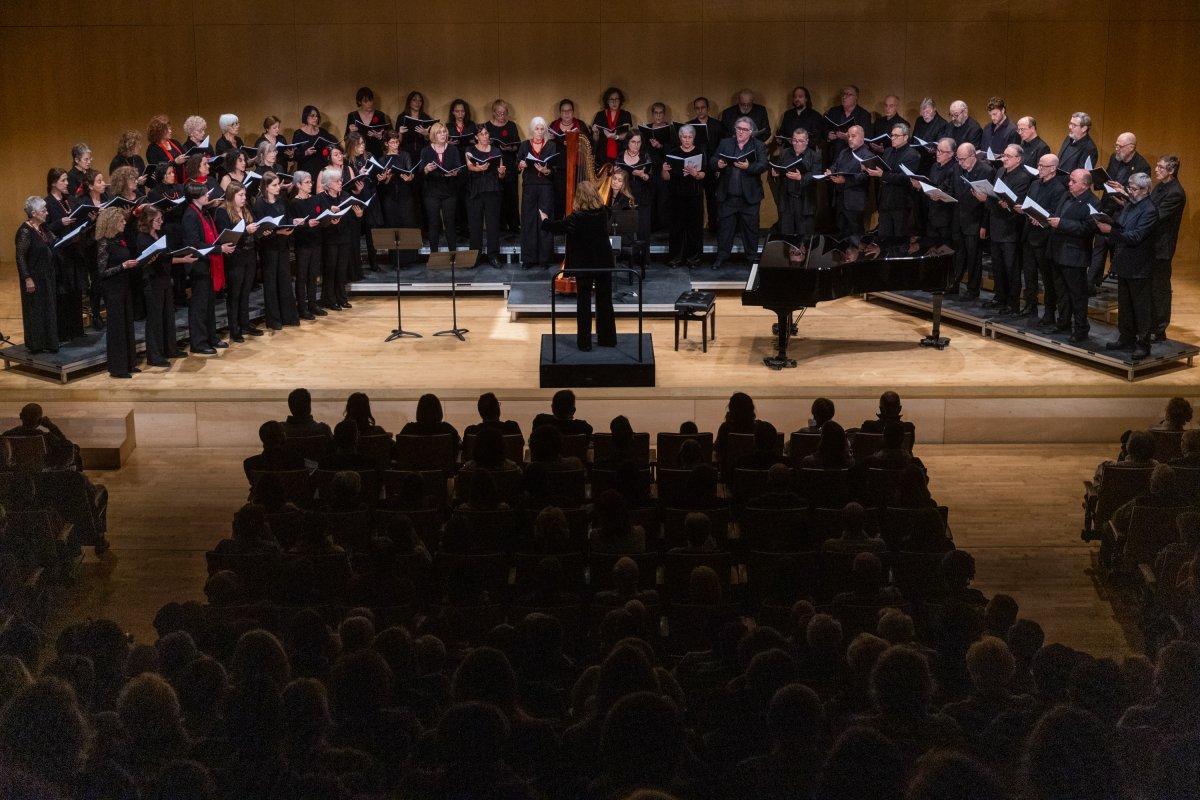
[530,116,547,130]
[24,196,46,218]
[321,167,341,186]
[219,114,239,132]
[678,124,695,138]
[183,116,206,138]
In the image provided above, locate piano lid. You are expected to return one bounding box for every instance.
[760,234,953,270]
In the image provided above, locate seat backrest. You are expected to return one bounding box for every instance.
[797,469,851,509]
[454,468,524,505]
[656,432,714,470]
[1095,466,1154,529]
[745,550,820,606]
[722,433,758,477]
[249,469,314,508]
[512,552,587,593]
[1122,505,1189,569]
[463,434,526,465]
[383,469,448,509]
[375,506,443,551]
[787,432,821,466]
[3,436,47,473]
[543,468,587,507]
[590,466,654,500]
[312,469,381,507]
[863,467,905,509]
[592,432,651,465]
[432,552,509,596]
[1174,466,1200,496]
[731,468,772,504]
[851,431,885,462]
[285,433,331,462]
[357,433,396,464]
[892,551,947,600]
[739,506,810,551]
[394,434,457,473]
[204,551,282,598]
[1149,429,1184,463]
[455,507,519,552]
[881,506,949,551]
[559,434,590,463]
[318,509,375,550]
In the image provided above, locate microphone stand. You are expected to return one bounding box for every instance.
[374,227,422,341]
[433,249,469,341]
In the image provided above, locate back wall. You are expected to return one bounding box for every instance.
[2,0,1196,268]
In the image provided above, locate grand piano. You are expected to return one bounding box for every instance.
[741,235,956,369]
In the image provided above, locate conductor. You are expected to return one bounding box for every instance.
[539,182,615,351]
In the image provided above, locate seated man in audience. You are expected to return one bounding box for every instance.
[463,392,524,446]
[316,420,381,473]
[242,420,305,481]
[737,422,786,471]
[1171,429,1200,468]
[857,391,916,441]
[594,556,659,608]
[931,550,988,607]
[794,398,836,435]
[831,551,904,611]
[858,423,927,473]
[1094,430,1157,490]
[280,387,332,440]
[213,503,282,555]
[747,463,803,509]
[941,636,1034,748]
[1100,464,1191,565]
[669,511,721,554]
[3,402,82,471]
[526,425,584,472]
[822,503,888,554]
[531,389,592,438]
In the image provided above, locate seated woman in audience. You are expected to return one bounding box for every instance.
[716,391,759,470]
[1152,397,1193,432]
[317,420,379,473]
[459,470,509,512]
[889,463,938,509]
[594,557,659,607]
[687,565,724,606]
[801,421,854,469]
[822,503,887,554]
[669,512,720,553]
[931,550,987,607]
[344,391,390,437]
[527,425,583,472]
[400,393,462,454]
[213,504,282,555]
[588,489,645,553]
[737,422,787,470]
[526,506,574,554]
[291,513,343,555]
[323,470,367,513]
[831,552,904,612]
[463,427,520,473]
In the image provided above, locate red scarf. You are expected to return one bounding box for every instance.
[190,204,225,291]
[605,109,619,159]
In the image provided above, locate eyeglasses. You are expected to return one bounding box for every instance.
[1114,142,1132,149]
[735,127,752,133]
[890,133,906,138]
[955,156,972,162]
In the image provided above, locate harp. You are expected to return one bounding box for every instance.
[552,128,607,295]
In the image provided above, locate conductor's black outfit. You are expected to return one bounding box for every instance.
[542,207,615,350]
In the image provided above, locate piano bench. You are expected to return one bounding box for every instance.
[674,291,716,353]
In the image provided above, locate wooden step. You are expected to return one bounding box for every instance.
[0,408,136,470]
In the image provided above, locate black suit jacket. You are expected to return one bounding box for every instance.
[721,104,771,143]
[831,145,871,212]
[951,117,983,148]
[540,208,614,274]
[878,146,920,211]
[1057,133,1099,175]
[1049,191,1099,268]
[1109,197,1160,279]
[1021,177,1067,246]
[1150,179,1186,260]
[1099,151,1151,213]
[1020,136,1051,169]
[987,167,1033,243]
[951,161,994,233]
[710,137,768,204]
[982,118,1020,154]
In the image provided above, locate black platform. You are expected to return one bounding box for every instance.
[871,288,1198,381]
[539,334,655,388]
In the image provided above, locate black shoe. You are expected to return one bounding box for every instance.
[300,312,315,321]
[578,342,592,352]
[328,304,343,311]
[1037,316,1057,328]
[340,301,353,309]
[91,318,106,331]
[130,367,141,374]
[245,327,264,337]
[666,258,681,268]
[268,324,283,331]
[230,335,245,343]
[1132,344,1151,360]
[1053,324,1071,333]
[1018,305,1038,317]
[1149,331,1165,343]
[94,537,109,556]
[981,299,1002,309]
[192,347,216,355]
[712,260,725,271]
[110,372,131,379]
[166,351,185,359]
[148,359,170,367]
[1105,339,1134,351]
[312,306,327,317]
[213,341,229,349]
[1068,331,1089,343]
[686,257,701,267]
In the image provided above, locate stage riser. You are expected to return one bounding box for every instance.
[16,395,1192,451]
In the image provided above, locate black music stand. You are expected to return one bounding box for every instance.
[372,227,423,341]
[428,250,478,341]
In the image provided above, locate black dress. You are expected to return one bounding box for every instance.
[542,208,615,349]
[375,152,417,229]
[614,151,653,245]
[44,193,86,341]
[136,230,177,363]
[253,195,299,329]
[419,145,464,252]
[289,194,322,314]
[345,109,392,159]
[212,206,255,338]
[14,222,59,352]
[516,139,558,267]
[291,128,335,181]
[96,236,136,376]
[663,146,706,263]
[466,145,504,259]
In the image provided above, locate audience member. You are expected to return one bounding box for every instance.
[746,463,802,508]
[316,420,379,472]
[858,390,916,441]
[801,420,853,469]
[1152,396,1193,431]
[243,420,305,480]
[588,490,646,553]
[823,503,888,554]
[531,389,592,438]
[796,397,836,434]
[716,391,760,470]
[669,511,719,553]
[343,391,389,437]
[463,426,520,472]
[212,503,282,555]
[463,391,524,444]
[2,403,82,470]
[856,645,964,763]
[281,388,332,439]
[399,393,462,454]
[1173,429,1200,467]
[595,557,659,607]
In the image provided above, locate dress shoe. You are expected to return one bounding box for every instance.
[711,260,726,271]
[269,324,283,331]
[1148,331,1165,343]
[192,347,216,355]
[213,341,229,349]
[578,342,592,352]
[245,327,264,337]
[686,257,701,268]
[1068,331,1089,343]
[230,335,245,343]
[1053,324,1071,333]
[328,304,343,312]
[148,359,171,367]
[981,299,1002,309]
[1037,316,1057,328]
[340,300,353,309]
[1131,343,1151,361]
[110,372,131,379]
[1017,305,1038,317]
[666,258,681,268]
[300,312,315,321]
[130,367,141,374]
[312,306,328,317]
[166,351,185,359]
[1105,339,1134,351]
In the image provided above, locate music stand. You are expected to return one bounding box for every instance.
[372,227,423,341]
[428,250,479,341]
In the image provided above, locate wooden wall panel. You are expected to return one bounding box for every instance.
[1,3,1197,266]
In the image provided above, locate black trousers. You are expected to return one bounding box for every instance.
[1151,257,1172,336]
[56,289,84,343]
[716,196,760,262]
[703,175,720,234]
[1089,232,1114,286]
[425,193,457,252]
[520,184,555,267]
[575,271,616,348]
[1022,241,1053,314]
[1117,276,1153,343]
[321,238,351,306]
[224,251,253,335]
[834,198,864,239]
[952,231,983,295]
[172,260,189,306]
[358,217,378,272]
[295,246,321,310]
[187,263,217,350]
[990,240,1021,309]
[1058,263,1089,335]
[500,171,520,231]
[143,273,176,362]
[261,247,298,328]
[669,194,704,261]
[468,191,502,256]
[102,277,135,376]
[876,208,911,242]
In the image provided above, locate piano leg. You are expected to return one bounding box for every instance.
[921,290,951,350]
[764,310,798,369]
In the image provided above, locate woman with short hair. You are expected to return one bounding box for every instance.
[420,122,464,253]
[15,196,60,353]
